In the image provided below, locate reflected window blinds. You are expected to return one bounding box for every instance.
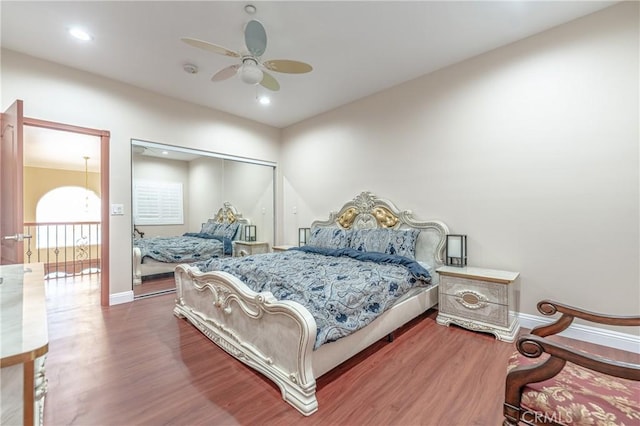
[133,180,184,225]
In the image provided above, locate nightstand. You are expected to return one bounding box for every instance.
[436,266,520,342]
[272,245,295,252]
[233,241,269,257]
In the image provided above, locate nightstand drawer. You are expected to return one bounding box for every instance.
[439,275,507,305]
[233,241,269,257]
[439,293,509,327]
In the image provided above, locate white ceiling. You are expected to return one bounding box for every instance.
[1,1,617,130]
[24,126,101,172]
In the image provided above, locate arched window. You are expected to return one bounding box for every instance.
[36,186,101,248]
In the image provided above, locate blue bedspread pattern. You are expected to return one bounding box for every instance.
[195,247,432,348]
[134,233,230,263]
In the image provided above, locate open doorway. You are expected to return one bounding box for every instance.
[23,118,110,306]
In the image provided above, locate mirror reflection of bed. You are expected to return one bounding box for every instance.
[131,139,275,298]
[132,202,250,296]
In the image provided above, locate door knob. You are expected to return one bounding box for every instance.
[2,234,32,241]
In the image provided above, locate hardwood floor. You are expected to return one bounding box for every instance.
[43,276,638,425]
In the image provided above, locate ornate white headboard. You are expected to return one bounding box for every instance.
[311,191,449,283]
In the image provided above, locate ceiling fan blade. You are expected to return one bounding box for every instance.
[245,20,267,57]
[212,64,240,82]
[181,37,240,58]
[263,59,313,74]
[260,71,280,91]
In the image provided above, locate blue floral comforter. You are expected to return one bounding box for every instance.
[134,233,231,263]
[195,246,433,348]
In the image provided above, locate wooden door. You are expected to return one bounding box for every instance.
[0,100,25,264]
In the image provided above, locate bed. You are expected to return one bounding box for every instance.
[133,202,249,285]
[173,192,449,415]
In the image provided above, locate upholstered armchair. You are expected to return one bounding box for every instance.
[504,300,639,425]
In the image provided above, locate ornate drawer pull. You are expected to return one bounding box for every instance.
[454,290,488,310]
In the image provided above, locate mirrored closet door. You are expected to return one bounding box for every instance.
[131,139,275,298]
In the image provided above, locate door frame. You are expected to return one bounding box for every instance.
[24,117,110,306]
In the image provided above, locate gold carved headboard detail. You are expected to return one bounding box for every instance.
[337,207,358,229]
[336,202,399,229]
[214,202,238,224]
[372,206,399,228]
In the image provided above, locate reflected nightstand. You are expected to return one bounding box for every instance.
[233,241,269,257]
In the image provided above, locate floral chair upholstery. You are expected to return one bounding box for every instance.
[504,300,640,425]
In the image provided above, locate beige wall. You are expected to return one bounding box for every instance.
[281,3,639,331]
[221,160,275,244]
[187,156,225,228]
[1,49,281,297]
[24,166,100,222]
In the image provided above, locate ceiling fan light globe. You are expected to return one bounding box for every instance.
[240,65,263,85]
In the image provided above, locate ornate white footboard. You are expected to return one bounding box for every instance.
[133,246,143,285]
[173,264,320,416]
[132,247,180,285]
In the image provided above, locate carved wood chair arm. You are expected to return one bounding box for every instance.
[516,334,640,381]
[531,299,640,338]
[504,333,640,424]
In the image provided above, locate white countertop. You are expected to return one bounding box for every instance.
[0,263,48,367]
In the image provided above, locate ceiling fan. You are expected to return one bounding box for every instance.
[181,17,312,92]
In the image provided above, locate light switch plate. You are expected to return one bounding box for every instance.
[111,204,124,216]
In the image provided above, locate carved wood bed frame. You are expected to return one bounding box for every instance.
[173,192,449,415]
[132,202,249,285]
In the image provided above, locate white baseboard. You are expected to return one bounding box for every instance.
[110,290,134,305]
[518,312,640,354]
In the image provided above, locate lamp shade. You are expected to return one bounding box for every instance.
[244,225,257,242]
[446,234,467,267]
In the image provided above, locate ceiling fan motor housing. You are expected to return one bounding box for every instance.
[240,58,263,85]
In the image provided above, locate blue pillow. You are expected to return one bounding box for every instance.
[308,226,351,249]
[213,222,240,240]
[349,228,420,260]
[201,221,218,234]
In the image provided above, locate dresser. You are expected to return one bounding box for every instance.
[0,263,48,426]
[436,266,520,342]
[233,241,270,257]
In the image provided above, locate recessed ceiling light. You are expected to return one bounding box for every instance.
[258,96,271,105]
[162,151,169,155]
[69,27,92,41]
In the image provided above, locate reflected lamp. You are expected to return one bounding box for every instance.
[244,225,257,242]
[298,227,311,246]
